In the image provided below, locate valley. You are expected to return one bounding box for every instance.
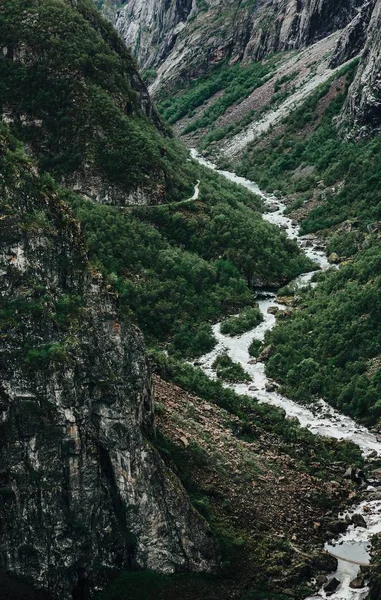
[1,0,381,599]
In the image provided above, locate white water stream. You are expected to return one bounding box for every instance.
[191,150,381,600]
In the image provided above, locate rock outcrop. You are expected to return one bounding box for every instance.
[0,126,218,599]
[340,0,381,136]
[114,0,195,72]
[109,0,366,95]
[330,0,376,67]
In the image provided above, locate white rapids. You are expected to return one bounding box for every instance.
[191,149,381,600]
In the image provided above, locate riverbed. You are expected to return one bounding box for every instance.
[191,149,381,600]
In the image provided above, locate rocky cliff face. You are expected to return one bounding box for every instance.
[110,0,365,94]
[114,0,195,72]
[329,0,376,67]
[0,126,218,599]
[340,0,381,135]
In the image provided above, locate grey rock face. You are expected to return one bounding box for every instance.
[0,132,218,599]
[114,0,195,71]
[330,0,376,67]
[109,0,366,94]
[340,0,381,136]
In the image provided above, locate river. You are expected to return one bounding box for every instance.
[191,149,381,600]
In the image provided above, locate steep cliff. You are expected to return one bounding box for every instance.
[0,125,218,599]
[111,0,365,95]
[329,0,376,67]
[340,0,381,135]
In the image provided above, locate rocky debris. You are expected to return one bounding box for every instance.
[267,306,280,315]
[153,374,352,595]
[324,577,341,595]
[265,381,278,392]
[327,519,351,534]
[351,513,368,528]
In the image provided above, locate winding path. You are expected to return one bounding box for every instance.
[123,179,200,210]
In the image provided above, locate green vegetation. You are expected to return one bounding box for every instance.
[265,245,381,425]
[0,0,194,201]
[220,306,263,336]
[0,0,313,359]
[97,568,292,600]
[96,346,364,599]
[236,60,381,234]
[169,323,217,359]
[151,350,363,475]
[157,60,271,132]
[0,123,87,367]
[212,353,251,382]
[67,162,312,354]
[248,339,263,358]
[222,60,381,426]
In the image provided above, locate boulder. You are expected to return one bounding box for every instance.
[258,345,274,361]
[349,576,366,589]
[328,519,351,535]
[324,577,341,595]
[366,491,381,501]
[316,575,328,587]
[367,450,378,459]
[370,468,381,479]
[351,513,367,528]
[344,465,368,485]
[328,252,341,264]
[265,381,277,392]
[311,553,338,573]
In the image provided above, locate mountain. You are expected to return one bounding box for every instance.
[340,0,381,135]
[0,1,319,598]
[2,0,381,597]
[107,1,381,596]
[0,0,185,206]
[0,122,218,599]
[111,0,367,95]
